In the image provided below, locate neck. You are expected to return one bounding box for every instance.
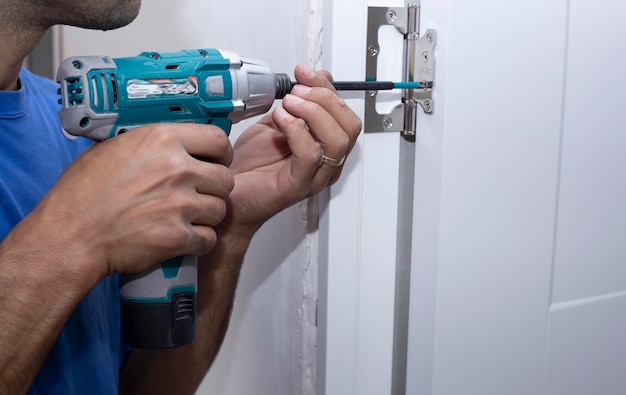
[0,5,48,90]
[0,50,28,91]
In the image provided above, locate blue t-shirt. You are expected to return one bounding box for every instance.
[0,69,127,394]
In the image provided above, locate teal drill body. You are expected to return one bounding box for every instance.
[57,48,288,349]
[58,48,288,141]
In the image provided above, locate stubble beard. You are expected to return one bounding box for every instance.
[60,0,142,31]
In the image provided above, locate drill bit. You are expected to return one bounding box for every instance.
[331,81,423,91]
[273,73,428,99]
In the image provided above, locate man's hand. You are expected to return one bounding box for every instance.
[223,64,362,237]
[11,122,234,283]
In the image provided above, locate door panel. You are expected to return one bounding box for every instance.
[545,295,626,395]
[428,0,567,393]
[551,0,626,304]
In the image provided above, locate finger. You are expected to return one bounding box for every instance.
[173,193,227,256]
[289,85,362,150]
[282,93,349,162]
[140,123,234,166]
[191,162,235,198]
[188,193,228,227]
[272,106,323,189]
[187,225,218,256]
[272,104,341,191]
[294,64,335,91]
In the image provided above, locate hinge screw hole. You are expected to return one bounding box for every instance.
[423,100,433,112]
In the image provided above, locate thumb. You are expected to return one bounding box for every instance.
[293,64,335,91]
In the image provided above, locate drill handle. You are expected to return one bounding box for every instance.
[120,255,198,349]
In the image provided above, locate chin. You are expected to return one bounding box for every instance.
[67,0,142,31]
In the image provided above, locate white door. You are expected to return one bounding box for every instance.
[320,0,626,394]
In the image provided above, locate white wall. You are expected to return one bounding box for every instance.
[57,1,323,393]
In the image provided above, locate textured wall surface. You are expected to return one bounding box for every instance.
[58,1,323,394]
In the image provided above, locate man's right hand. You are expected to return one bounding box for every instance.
[12,122,234,282]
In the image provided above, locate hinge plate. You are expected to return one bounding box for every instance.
[365,2,437,136]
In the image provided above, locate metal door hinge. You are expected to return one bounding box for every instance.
[365,2,436,136]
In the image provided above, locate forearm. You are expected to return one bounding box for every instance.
[0,219,99,394]
[120,228,252,395]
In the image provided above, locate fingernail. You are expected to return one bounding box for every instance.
[285,94,305,105]
[291,85,312,95]
[275,106,296,122]
[300,64,316,78]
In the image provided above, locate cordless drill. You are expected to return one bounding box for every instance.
[56,48,293,349]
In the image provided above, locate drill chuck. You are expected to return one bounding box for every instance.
[273,73,293,99]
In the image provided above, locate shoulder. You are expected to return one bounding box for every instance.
[19,68,60,105]
[20,68,58,91]
[18,69,75,131]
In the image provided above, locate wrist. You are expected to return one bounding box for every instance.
[215,211,262,246]
[1,211,103,302]
[197,222,255,281]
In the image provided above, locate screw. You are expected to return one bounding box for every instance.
[367,44,379,57]
[422,51,430,62]
[426,32,434,43]
[386,10,397,23]
[423,100,433,112]
[72,60,81,69]
[383,117,393,129]
[367,90,377,97]
[151,52,160,60]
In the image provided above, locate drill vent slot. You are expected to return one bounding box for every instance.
[89,73,119,112]
[173,292,194,321]
[169,106,184,112]
[166,64,181,70]
[90,77,98,107]
[101,74,109,110]
[111,74,118,109]
[64,77,84,106]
